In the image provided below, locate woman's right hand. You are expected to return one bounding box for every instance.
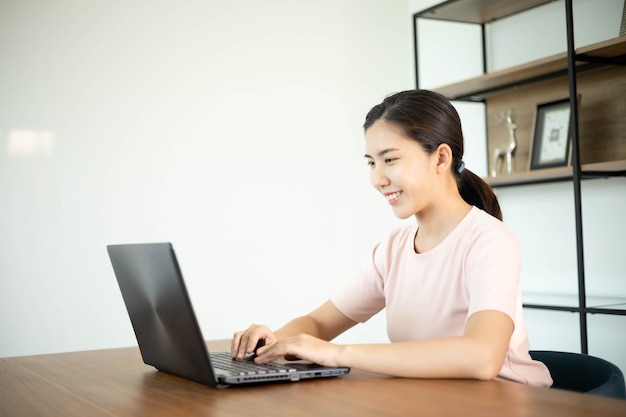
[231,324,277,361]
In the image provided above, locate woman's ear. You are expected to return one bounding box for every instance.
[434,144,453,174]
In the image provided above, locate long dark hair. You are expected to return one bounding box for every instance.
[363,89,502,221]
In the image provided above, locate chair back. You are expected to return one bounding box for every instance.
[530,350,626,399]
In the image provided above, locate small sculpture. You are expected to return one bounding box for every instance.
[491,110,517,177]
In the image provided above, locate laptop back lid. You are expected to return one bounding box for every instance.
[107,243,218,388]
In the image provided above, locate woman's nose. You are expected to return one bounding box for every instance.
[370,166,390,189]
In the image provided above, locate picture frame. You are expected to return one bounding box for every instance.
[529,98,574,170]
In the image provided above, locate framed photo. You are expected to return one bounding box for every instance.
[529,98,573,170]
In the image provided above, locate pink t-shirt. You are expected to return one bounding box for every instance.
[331,206,552,387]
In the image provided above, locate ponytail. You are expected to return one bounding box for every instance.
[457,169,502,221]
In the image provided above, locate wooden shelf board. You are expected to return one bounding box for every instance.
[432,35,626,101]
[485,159,626,187]
[578,34,626,58]
[414,0,552,24]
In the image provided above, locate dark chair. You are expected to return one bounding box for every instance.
[530,350,626,399]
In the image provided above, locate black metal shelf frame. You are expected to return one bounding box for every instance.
[522,304,626,317]
[563,0,588,353]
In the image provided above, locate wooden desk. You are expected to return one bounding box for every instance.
[1,340,625,417]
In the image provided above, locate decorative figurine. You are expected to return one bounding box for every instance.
[491,110,517,177]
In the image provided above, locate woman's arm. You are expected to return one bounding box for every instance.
[253,309,513,380]
[276,300,358,340]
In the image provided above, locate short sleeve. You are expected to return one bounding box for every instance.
[466,226,522,321]
[331,242,386,323]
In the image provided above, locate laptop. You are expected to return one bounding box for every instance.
[107,242,350,389]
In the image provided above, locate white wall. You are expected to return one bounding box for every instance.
[0,0,412,357]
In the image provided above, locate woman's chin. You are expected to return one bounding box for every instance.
[390,207,414,220]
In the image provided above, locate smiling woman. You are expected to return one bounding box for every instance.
[231,89,553,387]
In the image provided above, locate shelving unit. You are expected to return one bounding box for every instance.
[413,0,626,354]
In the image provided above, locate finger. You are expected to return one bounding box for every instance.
[243,325,265,354]
[236,333,255,360]
[231,331,245,358]
[245,334,263,355]
[235,325,264,360]
[232,328,254,360]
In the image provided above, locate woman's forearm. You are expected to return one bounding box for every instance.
[336,310,512,380]
[337,337,503,380]
[274,316,322,340]
[275,300,358,342]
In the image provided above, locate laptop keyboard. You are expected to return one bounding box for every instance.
[210,352,297,375]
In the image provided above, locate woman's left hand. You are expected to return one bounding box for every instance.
[253,333,343,367]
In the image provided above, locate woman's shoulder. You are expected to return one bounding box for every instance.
[375,223,417,254]
[466,206,510,232]
[463,206,520,250]
[387,223,417,239]
[387,223,418,243]
[368,224,417,274]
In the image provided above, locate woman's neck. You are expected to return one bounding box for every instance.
[413,198,472,254]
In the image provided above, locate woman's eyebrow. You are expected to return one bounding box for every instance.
[364,148,399,159]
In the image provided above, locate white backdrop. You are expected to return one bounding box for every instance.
[0,0,412,357]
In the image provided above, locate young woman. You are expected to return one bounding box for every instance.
[231,89,552,386]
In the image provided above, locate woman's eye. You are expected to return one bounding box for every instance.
[366,160,375,167]
[384,158,397,164]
